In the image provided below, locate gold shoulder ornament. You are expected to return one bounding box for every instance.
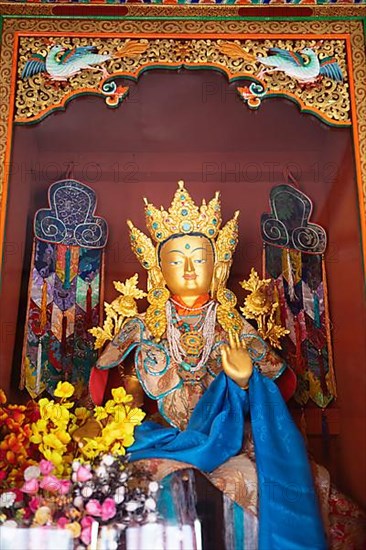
[89,274,146,349]
[239,268,289,349]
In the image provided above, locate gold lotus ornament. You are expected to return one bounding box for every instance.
[89,274,146,349]
[240,268,289,349]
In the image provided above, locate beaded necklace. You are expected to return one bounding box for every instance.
[166,300,217,373]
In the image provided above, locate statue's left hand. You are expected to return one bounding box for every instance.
[220,332,253,389]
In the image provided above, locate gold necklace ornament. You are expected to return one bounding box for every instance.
[179,331,205,356]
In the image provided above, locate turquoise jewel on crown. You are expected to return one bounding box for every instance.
[182,222,192,232]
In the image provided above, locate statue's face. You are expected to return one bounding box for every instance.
[159,235,214,299]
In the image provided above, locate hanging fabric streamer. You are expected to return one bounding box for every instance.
[61,314,68,356]
[86,283,92,328]
[21,179,109,399]
[40,279,48,331]
[286,249,296,301]
[36,338,42,395]
[313,292,321,329]
[261,183,336,409]
[294,315,305,373]
[64,247,71,290]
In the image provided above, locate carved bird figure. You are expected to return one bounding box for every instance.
[22,45,112,81]
[256,47,343,83]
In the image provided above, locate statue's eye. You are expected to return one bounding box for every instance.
[193,259,206,264]
[170,260,183,266]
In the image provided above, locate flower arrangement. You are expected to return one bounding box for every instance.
[29,381,145,476]
[0,457,159,548]
[0,389,40,486]
[0,381,158,548]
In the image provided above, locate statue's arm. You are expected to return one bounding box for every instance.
[89,317,144,405]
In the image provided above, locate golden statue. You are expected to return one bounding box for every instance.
[86,181,327,548]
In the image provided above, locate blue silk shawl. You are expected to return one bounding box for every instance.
[129,368,326,549]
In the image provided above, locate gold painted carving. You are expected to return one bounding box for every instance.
[240,269,289,350]
[89,274,146,349]
[15,36,350,126]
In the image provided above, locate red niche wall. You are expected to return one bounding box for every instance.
[0,69,365,506]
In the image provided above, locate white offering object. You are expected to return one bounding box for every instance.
[0,526,73,550]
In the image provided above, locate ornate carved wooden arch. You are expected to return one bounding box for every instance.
[15,35,350,128]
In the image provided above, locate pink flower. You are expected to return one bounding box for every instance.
[81,516,94,545]
[76,465,93,483]
[39,459,54,476]
[81,526,92,545]
[57,517,69,528]
[81,516,94,528]
[40,475,61,493]
[29,496,40,513]
[21,478,39,494]
[101,498,116,521]
[59,480,71,495]
[86,499,102,517]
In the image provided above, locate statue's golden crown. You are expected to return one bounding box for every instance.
[128,180,239,271]
[144,180,222,243]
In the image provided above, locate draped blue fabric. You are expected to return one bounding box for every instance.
[130,368,326,549]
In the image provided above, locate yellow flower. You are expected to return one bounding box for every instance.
[65,522,81,539]
[111,387,134,405]
[36,419,48,432]
[43,448,63,466]
[80,439,101,460]
[101,422,124,446]
[52,429,71,445]
[34,506,52,526]
[111,442,125,455]
[104,400,116,415]
[54,381,75,399]
[113,405,127,423]
[126,406,146,425]
[74,407,91,422]
[121,433,135,447]
[94,406,108,422]
[48,403,70,425]
[38,398,53,420]
[43,433,65,450]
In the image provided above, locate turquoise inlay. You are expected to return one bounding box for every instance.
[181,209,188,216]
[185,243,191,250]
[208,229,215,235]
[182,222,192,232]
[152,222,159,229]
